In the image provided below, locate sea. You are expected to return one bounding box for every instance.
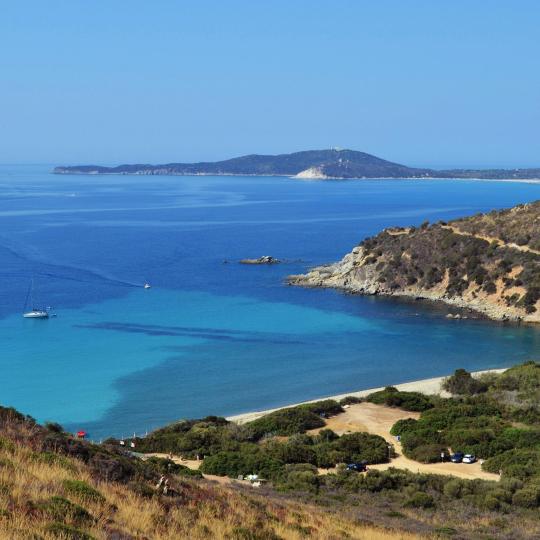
[1,165,539,440]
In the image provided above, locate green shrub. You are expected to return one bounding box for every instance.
[247,408,326,439]
[390,418,418,436]
[483,449,540,480]
[299,399,343,417]
[35,452,77,472]
[407,444,447,464]
[339,396,363,406]
[443,369,488,395]
[63,480,105,504]
[512,487,540,508]
[367,389,433,412]
[200,448,283,479]
[39,496,92,525]
[404,491,434,509]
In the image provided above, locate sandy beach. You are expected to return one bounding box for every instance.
[227,368,506,424]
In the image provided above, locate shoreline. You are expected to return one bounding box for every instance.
[227,368,506,424]
[52,170,540,183]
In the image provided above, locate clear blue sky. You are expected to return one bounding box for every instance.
[2,1,539,167]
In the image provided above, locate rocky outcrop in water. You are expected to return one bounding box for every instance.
[240,256,280,265]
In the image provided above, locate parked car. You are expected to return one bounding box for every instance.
[462,454,476,464]
[346,462,367,472]
[450,452,464,463]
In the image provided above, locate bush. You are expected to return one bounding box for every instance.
[63,480,105,503]
[277,463,320,492]
[512,487,540,508]
[404,491,434,509]
[443,369,488,395]
[339,396,363,406]
[45,422,64,433]
[299,399,343,417]
[483,449,540,480]
[39,496,92,525]
[200,448,283,479]
[407,444,447,464]
[367,389,433,412]
[390,418,418,437]
[247,408,326,439]
[334,432,390,464]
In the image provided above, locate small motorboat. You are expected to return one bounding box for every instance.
[144,283,151,289]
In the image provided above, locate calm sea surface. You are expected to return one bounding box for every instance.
[1,165,540,439]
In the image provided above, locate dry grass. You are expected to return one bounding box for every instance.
[0,437,427,540]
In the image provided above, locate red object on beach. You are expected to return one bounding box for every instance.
[76,430,87,438]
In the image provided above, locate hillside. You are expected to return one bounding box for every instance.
[289,201,540,321]
[0,405,421,540]
[53,149,540,180]
[5,363,540,538]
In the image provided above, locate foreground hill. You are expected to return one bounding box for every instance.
[53,149,540,180]
[4,362,540,538]
[0,406,417,540]
[289,201,540,321]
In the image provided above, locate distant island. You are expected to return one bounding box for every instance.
[289,201,540,322]
[54,148,540,180]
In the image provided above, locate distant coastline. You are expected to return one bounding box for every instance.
[53,148,540,181]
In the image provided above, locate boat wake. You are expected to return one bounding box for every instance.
[0,238,141,288]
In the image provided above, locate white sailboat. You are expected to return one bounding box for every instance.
[23,278,50,319]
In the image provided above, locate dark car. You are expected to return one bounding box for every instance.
[451,452,464,463]
[346,462,367,472]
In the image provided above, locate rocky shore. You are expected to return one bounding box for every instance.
[287,211,540,323]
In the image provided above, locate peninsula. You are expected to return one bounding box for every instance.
[54,148,540,180]
[289,201,540,322]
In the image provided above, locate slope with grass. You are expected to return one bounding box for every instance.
[0,406,423,540]
[5,364,540,538]
[289,201,540,321]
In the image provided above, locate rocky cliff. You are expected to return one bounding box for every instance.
[289,202,540,322]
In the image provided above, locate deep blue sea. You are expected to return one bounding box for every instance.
[1,165,540,439]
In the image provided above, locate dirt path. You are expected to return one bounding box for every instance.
[319,402,500,481]
[442,224,540,256]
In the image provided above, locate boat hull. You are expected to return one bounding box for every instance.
[23,311,49,319]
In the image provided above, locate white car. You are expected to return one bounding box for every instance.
[462,454,476,464]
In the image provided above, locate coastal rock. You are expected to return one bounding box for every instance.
[240,255,281,265]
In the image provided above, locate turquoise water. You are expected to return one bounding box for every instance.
[1,165,540,439]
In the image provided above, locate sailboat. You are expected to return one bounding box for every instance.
[23,278,50,319]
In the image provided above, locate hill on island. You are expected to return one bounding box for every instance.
[54,148,540,180]
[289,200,540,322]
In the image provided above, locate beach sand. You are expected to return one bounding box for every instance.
[227,368,506,424]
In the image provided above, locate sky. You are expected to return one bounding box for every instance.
[1,1,539,168]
